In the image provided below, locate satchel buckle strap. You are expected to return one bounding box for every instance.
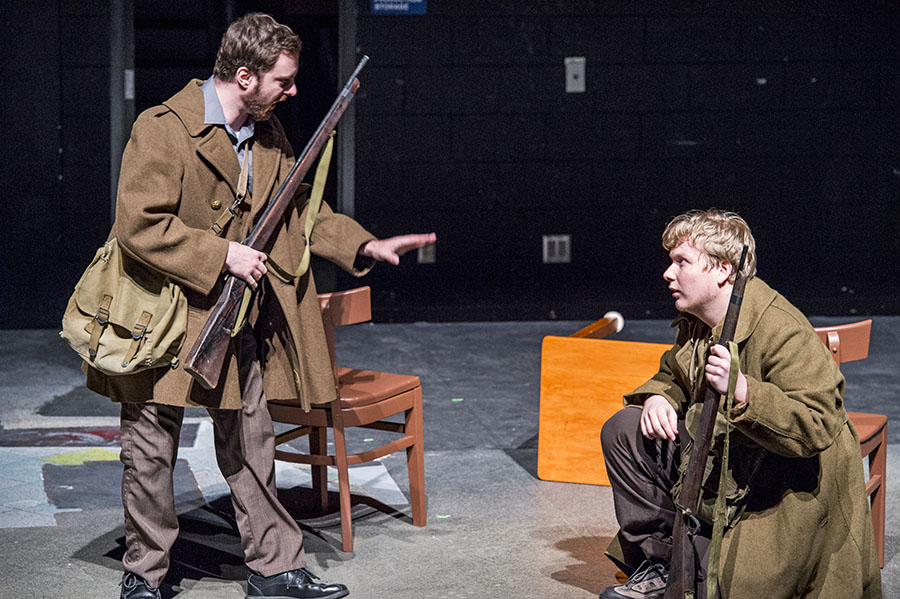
[131,322,148,341]
[95,298,111,326]
[87,295,114,359]
[122,311,153,368]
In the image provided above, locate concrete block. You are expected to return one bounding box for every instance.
[592,65,691,111]
[545,112,641,161]
[641,111,740,158]
[689,63,783,110]
[786,63,880,110]
[548,16,643,62]
[646,15,741,63]
[357,115,451,163]
[736,110,829,157]
[355,67,406,115]
[60,15,109,67]
[357,16,453,66]
[742,13,830,62]
[451,114,547,162]
[403,66,503,114]
[453,16,549,62]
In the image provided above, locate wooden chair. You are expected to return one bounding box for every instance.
[814,319,886,568]
[267,286,426,552]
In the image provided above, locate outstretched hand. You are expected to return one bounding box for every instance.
[359,233,437,266]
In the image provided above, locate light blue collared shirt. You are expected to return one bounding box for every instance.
[201,77,254,194]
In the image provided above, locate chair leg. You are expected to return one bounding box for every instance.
[331,402,354,552]
[309,426,329,512]
[406,386,426,527]
[870,427,887,569]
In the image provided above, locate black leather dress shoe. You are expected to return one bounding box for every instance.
[120,572,161,599]
[246,568,349,599]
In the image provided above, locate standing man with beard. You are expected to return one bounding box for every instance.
[90,13,434,599]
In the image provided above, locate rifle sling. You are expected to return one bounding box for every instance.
[211,140,252,236]
[266,131,335,284]
[231,131,335,337]
[705,340,741,599]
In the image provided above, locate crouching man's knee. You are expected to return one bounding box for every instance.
[601,406,643,460]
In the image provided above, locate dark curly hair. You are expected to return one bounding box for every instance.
[213,13,301,82]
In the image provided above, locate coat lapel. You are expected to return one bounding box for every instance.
[248,122,284,222]
[165,79,242,196]
[197,127,241,194]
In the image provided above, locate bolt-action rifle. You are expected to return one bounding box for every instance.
[663,245,749,599]
[183,56,369,390]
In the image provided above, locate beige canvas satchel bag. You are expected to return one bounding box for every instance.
[60,238,188,374]
[60,141,253,375]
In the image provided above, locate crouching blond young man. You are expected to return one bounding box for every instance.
[598,209,881,599]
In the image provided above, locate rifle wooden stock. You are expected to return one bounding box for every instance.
[183,56,369,390]
[664,246,749,599]
[183,277,245,389]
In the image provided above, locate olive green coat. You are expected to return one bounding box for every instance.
[86,79,375,411]
[620,277,881,598]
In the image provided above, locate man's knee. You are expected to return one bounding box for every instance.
[601,407,642,456]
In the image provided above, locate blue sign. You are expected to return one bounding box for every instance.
[371,0,426,15]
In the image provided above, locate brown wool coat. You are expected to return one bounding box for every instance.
[618,277,881,598]
[85,80,375,411]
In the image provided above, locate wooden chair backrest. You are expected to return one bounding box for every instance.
[318,286,372,327]
[317,286,372,382]
[813,319,871,366]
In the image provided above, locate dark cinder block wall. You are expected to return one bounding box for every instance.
[3,1,113,329]
[4,1,900,328]
[349,0,900,322]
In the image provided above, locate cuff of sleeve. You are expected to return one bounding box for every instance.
[353,251,376,273]
[192,235,231,295]
[729,377,756,422]
[624,393,680,414]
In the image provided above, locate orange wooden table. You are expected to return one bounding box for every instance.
[537,336,668,486]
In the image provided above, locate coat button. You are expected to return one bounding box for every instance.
[210,200,222,210]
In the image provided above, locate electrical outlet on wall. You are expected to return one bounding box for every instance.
[565,57,586,93]
[543,235,571,263]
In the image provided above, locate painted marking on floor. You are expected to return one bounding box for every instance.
[0,418,407,529]
[41,448,119,465]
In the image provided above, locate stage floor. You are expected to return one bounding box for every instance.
[0,317,897,597]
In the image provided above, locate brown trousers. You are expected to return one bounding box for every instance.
[601,406,712,597]
[119,331,305,587]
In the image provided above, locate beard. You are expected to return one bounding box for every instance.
[245,83,280,121]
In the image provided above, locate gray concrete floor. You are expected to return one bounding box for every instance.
[0,317,897,598]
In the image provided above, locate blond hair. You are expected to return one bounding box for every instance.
[662,209,757,282]
[213,13,301,82]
